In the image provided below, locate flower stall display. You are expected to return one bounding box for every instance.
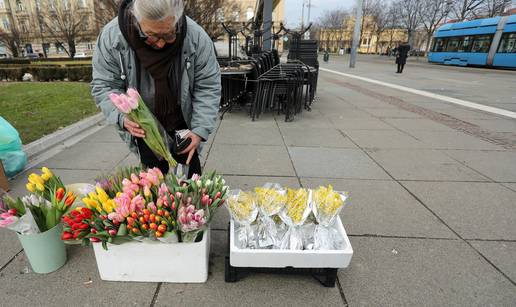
[226,190,258,248]
[58,167,228,283]
[226,185,349,251]
[254,183,286,248]
[312,185,348,250]
[226,185,353,286]
[109,89,177,169]
[0,167,77,273]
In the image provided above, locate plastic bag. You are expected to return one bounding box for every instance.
[255,183,286,248]
[279,188,312,250]
[226,190,258,249]
[312,185,348,250]
[0,116,27,177]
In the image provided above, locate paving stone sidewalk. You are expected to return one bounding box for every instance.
[1,72,515,306]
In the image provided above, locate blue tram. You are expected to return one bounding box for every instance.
[428,15,516,68]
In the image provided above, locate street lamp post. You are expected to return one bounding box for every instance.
[350,0,363,68]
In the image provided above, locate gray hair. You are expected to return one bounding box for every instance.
[131,0,184,22]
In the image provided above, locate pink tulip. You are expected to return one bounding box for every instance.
[0,216,17,227]
[109,93,131,114]
[126,88,140,109]
[147,202,157,213]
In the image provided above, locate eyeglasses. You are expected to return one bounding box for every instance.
[135,21,179,45]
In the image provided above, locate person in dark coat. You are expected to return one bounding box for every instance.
[394,42,410,73]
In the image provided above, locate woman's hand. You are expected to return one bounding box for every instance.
[123,117,145,138]
[179,132,202,165]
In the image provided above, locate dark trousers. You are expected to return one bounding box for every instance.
[136,134,201,179]
[397,63,405,73]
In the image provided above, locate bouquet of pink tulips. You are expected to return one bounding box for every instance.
[109,88,177,168]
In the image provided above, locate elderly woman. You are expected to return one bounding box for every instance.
[91,0,220,178]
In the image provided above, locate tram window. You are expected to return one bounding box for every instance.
[459,36,473,52]
[433,38,446,52]
[498,33,516,53]
[471,35,492,53]
[446,37,461,52]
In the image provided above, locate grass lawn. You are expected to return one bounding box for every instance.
[0,82,99,144]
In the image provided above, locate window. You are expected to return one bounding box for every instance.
[79,0,87,8]
[42,43,50,54]
[216,8,224,22]
[63,0,70,10]
[232,10,240,22]
[246,7,254,20]
[433,38,446,52]
[0,0,5,9]
[81,16,89,31]
[20,19,28,32]
[16,0,24,11]
[55,42,65,53]
[445,37,461,52]
[471,35,492,53]
[1,17,8,31]
[49,0,56,11]
[458,36,473,52]
[498,32,516,53]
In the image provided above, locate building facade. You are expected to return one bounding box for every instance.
[0,0,97,58]
[318,16,408,54]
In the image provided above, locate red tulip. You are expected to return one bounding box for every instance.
[61,232,73,240]
[55,188,65,202]
[90,237,100,242]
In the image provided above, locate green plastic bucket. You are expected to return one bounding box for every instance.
[17,224,67,274]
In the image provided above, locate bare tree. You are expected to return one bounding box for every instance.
[420,0,453,53]
[0,4,30,58]
[369,1,389,53]
[317,9,348,52]
[394,0,424,47]
[184,0,236,40]
[93,0,121,35]
[481,0,512,17]
[386,3,401,51]
[38,0,92,58]
[451,0,484,20]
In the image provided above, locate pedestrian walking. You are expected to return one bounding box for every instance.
[394,42,410,73]
[91,0,221,178]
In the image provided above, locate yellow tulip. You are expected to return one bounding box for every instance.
[88,192,98,201]
[26,183,36,193]
[35,182,45,192]
[41,172,52,181]
[41,167,53,178]
[96,187,109,204]
[29,174,45,186]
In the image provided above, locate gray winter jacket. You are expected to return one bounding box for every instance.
[91,17,221,154]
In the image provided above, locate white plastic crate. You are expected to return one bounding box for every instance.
[92,229,210,283]
[229,217,353,268]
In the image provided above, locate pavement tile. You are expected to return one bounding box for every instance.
[301,178,456,238]
[0,230,22,269]
[37,141,130,170]
[329,117,396,130]
[210,175,300,230]
[343,130,427,149]
[0,245,157,307]
[381,118,455,132]
[362,107,423,119]
[444,150,516,182]
[156,231,345,307]
[288,147,390,179]
[80,126,124,143]
[276,110,335,128]
[214,125,283,146]
[115,153,140,169]
[466,119,516,133]
[402,182,516,240]
[469,241,516,283]
[502,183,516,192]
[408,131,504,150]
[339,237,516,307]
[279,127,357,148]
[205,144,295,176]
[366,149,489,181]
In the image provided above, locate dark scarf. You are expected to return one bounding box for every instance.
[118,0,187,131]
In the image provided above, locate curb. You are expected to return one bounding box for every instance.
[23,113,105,158]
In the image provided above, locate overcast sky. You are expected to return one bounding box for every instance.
[283,0,354,27]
